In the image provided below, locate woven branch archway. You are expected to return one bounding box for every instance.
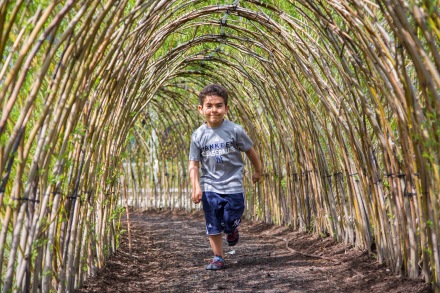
[0,0,439,291]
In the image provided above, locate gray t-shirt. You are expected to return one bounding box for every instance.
[189,119,253,194]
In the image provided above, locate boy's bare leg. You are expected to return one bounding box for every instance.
[208,234,224,258]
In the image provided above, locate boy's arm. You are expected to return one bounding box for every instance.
[189,160,202,204]
[245,147,262,183]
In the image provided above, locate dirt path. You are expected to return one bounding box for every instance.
[76,209,432,292]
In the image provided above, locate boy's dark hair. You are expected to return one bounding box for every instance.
[198,84,229,105]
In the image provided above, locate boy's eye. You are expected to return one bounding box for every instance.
[204,103,223,109]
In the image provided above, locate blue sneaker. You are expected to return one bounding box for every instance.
[206,256,225,270]
[226,228,239,246]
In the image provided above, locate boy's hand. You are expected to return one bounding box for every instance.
[189,160,202,204]
[252,170,262,183]
[245,148,262,184]
[192,188,202,204]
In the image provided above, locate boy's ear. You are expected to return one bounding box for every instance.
[197,104,203,113]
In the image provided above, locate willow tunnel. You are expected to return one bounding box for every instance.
[0,0,439,292]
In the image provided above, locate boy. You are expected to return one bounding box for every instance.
[188,84,262,270]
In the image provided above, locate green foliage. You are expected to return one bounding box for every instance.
[427,219,433,227]
[110,204,125,221]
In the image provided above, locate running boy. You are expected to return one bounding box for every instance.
[188,84,262,270]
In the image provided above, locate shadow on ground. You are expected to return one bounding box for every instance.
[76,209,432,293]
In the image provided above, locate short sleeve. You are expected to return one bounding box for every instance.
[189,134,201,161]
[235,126,253,152]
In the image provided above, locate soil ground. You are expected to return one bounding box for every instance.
[76,209,433,292]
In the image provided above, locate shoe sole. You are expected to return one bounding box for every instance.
[226,235,239,246]
[206,262,225,270]
[226,239,238,246]
[206,265,225,270]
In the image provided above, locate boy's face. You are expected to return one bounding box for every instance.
[198,95,229,128]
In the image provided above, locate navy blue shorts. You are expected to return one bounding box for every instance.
[202,192,245,235]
